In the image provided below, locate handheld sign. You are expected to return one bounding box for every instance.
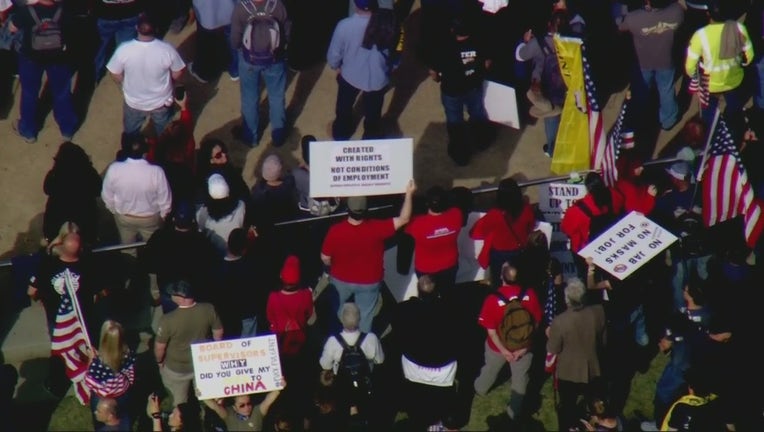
[539,183,588,279]
[191,335,283,400]
[309,138,413,198]
[483,81,520,129]
[578,211,678,280]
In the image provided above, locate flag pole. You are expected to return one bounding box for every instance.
[63,269,94,351]
[695,106,720,183]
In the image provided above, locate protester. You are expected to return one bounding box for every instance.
[85,320,136,432]
[106,13,185,136]
[196,173,247,256]
[470,177,536,288]
[321,181,415,333]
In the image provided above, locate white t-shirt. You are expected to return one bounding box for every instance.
[106,38,186,111]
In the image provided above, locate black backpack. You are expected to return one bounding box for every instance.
[335,333,372,396]
[28,5,64,53]
[575,199,620,243]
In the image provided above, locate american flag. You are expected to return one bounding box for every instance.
[51,288,92,405]
[85,352,136,398]
[582,44,606,170]
[701,116,764,248]
[688,66,710,109]
[600,96,630,187]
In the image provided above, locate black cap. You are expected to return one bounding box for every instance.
[172,201,195,229]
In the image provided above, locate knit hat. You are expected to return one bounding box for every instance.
[207,173,230,199]
[280,255,300,285]
[262,154,283,182]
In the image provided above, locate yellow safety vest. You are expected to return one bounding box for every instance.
[685,22,754,93]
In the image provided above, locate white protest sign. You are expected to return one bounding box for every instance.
[309,138,413,198]
[191,335,284,400]
[538,183,588,279]
[483,81,520,129]
[383,212,487,302]
[578,211,678,280]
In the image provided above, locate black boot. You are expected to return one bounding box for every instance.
[446,123,470,166]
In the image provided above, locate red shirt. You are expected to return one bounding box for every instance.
[470,204,536,251]
[477,284,542,353]
[405,208,463,273]
[321,218,396,283]
[266,289,314,333]
[615,178,655,215]
[560,190,626,253]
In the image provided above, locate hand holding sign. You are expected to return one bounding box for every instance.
[191,335,284,400]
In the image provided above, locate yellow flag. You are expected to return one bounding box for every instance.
[550,36,590,175]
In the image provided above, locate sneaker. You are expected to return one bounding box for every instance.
[640,420,659,431]
[187,63,208,84]
[231,124,258,147]
[11,120,36,143]
[62,134,74,142]
[229,73,240,82]
[542,145,552,158]
[271,127,287,147]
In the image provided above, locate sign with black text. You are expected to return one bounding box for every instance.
[539,183,588,279]
[191,335,283,400]
[578,211,677,280]
[309,139,413,197]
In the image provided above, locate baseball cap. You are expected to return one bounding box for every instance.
[347,196,367,213]
[666,161,690,181]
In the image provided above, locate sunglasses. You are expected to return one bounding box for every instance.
[212,151,226,160]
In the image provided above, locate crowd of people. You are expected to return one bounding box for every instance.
[3,0,764,431]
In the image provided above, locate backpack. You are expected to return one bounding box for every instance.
[241,0,283,65]
[575,199,620,243]
[538,35,566,107]
[676,211,707,258]
[28,5,64,53]
[493,288,535,351]
[335,333,372,396]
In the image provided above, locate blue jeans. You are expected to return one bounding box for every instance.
[754,56,764,109]
[639,68,678,129]
[223,26,239,78]
[670,255,711,312]
[701,85,746,131]
[654,341,689,424]
[17,55,78,139]
[630,304,648,346]
[440,87,487,124]
[332,74,386,140]
[123,102,174,136]
[238,52,286,145]
[330,277,381,333]
[95,16,139,80]
[544,114,561,155]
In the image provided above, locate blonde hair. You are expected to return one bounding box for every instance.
[47,221,81,256]
[99,320,128,372]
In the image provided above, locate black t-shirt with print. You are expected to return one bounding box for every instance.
[30,254,96,333]
[437,36,485,96]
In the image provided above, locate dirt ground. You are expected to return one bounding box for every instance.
[0,10,687,263]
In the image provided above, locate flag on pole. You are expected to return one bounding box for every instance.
[688,66,710,109]
[51,283,91,405]
[700,115,764,248]
[581,44,606,170]
[600,96,630,187]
